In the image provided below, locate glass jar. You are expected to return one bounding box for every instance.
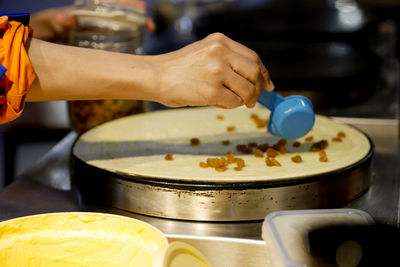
[69,0,147,133]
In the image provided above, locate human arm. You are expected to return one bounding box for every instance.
[26,32,274,108]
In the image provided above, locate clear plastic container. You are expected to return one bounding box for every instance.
[70,0,146,54]
[262,209,374,267]
[69,0,147,133]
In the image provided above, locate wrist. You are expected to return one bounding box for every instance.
[146,52,181,107]
[110,54,161,102]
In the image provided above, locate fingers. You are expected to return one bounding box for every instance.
[226,38,274,91]
[213,85,244,109]
[229,43,274,92]
[199,36,265,108]
[201,46,258,108]
[55,12,77,28]
[145,16,156,32]
[206,33,274,92]
[228,53,263,107]
[260,64,274,92]
[223,66,257,108]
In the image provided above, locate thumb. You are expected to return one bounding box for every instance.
[55,12,77,28]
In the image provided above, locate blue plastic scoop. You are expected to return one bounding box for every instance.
[257,90,315,140]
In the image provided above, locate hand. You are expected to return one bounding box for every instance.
[30,4,156,43]
[30,6,77,43]
[152,32,274,109]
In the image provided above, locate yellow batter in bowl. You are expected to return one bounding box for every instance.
[0,212,211,267]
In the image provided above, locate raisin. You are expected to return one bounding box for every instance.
[337,131,346,138]
[266,158,274,167]
[236,144,247,152]
[320,140,329,149]
[256,119,268,128]
[305,136,314,142]
[201,152,246,172]
[215,166,227,172]
[310,139,329,151]
[248,142,258,148]
[222,140,230,146]
[199,162,208,168]
[235,158,245,168]
[236,144,252,154]
[293,141,301,147]
[254,149,264,157]
[250,113,258,119]
[257,143,270,152]
[319,150,328,162]
[272,144,281,150]
[226,152,235,163]
[190,138,200,146]
[227,126,236,132]
[266,148,279,158]
[277,138,287,146]
[279,146,287,154]
[291,155,302,163]
[266,157,281,167]
[310,143,321,152]
[250,113,268,128]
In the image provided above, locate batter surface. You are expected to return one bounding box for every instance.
[73,105,371,183]
[0,213,168,267]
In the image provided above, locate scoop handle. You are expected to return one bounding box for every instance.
[257,90,284,111]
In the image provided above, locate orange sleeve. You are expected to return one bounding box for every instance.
[0,16,36,124]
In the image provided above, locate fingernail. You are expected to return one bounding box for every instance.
[247,102,256,108]
[267,80,275,91]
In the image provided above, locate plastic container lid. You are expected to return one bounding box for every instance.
[261,209,374,267]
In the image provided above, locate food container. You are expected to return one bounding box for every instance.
[261,209,374,267]
[69,0,147,133]
[70,0,146,53]
[68,99,146,134]
[0,212,211,267]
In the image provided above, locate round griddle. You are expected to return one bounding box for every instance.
[72,106,373,221]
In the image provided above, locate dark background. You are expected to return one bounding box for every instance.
[0,0,73,13]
